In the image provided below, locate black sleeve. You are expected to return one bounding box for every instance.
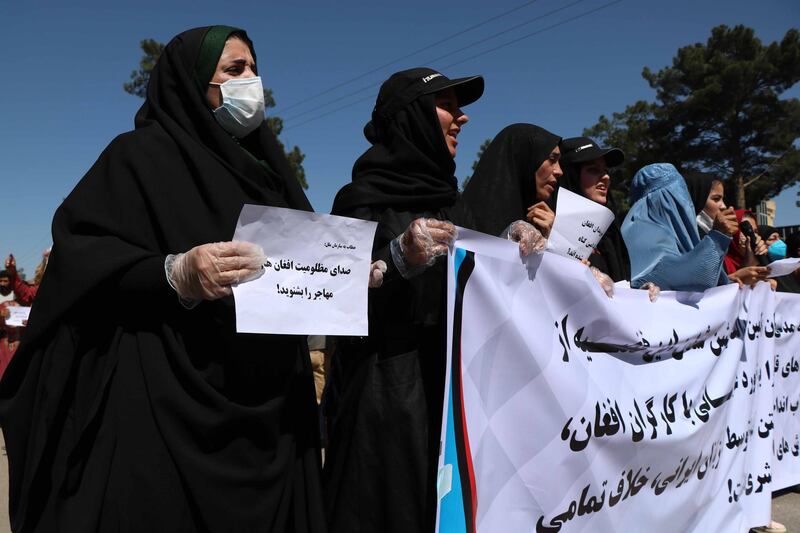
[116,255,175,301]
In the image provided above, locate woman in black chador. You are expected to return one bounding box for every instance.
[0,26,325,532]
[461,123,563,239]
[462,125,626,297]
[324,67,483,532]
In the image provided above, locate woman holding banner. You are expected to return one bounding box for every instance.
[0,26,325,532]
[463,124,619,295]
[325,67,485,533]
[462,123,563,238]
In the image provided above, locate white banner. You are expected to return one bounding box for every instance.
[437,230,800,533]
[772,293,800,489]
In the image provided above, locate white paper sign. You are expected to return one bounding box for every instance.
[5,306,30,327]
[766,257,800,278]
[232,205,378,335]
[548,188,616,260]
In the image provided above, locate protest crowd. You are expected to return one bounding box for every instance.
[0,24,798,533]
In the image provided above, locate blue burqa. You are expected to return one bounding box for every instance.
[621,163,730,291]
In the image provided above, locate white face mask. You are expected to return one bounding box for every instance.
[209,76,265,138]
[696,210,714,234]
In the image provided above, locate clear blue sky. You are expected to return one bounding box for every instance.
[2,0,798,275]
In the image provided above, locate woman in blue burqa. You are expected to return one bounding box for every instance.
[621,163,738,291]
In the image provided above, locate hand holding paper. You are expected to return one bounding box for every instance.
[765,257,800,278]
[729,266,771,287]
[5,306,31,327]
[232,205,378,335]
[526,202,555,238]
[169,241,265,301]
[548,188,615,261]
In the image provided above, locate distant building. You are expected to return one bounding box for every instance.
[756,199,776,226]
[776,225,800,239]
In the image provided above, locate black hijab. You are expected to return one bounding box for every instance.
[682,170,717,216]
[758,225,778,241]
[777,232,800,293]
[325,71,480,532]
[559,152,632,282]
[461,123,561,236]
[332,88,465,329]
[332,94,458,216]
[0,26,322,532]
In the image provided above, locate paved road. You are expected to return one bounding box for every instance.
[0,429,796,532]
[773,489,800,533]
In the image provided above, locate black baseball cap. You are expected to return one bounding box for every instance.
[560,136,624,167]
[373,67,484,118]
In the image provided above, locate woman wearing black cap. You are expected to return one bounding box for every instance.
[558,136,631,282]
[325,67,484,533]
[0,26,325,532]
[463,127,623,296]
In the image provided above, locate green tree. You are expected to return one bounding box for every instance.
[123,39,164,98]
[262,87,308,189]
[585,25,800,210]
[584,101,661,211]
[124,39,309,189]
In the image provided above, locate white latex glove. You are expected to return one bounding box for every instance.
[502,220,547,256]
[167,241,266,301]
[368,260,388,288]
[640,281,661,302]
[590,266,614,298]
[391,218,457,278]
[399,218,457,266]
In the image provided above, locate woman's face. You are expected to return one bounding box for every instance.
[579,157,610,205]
[702,180,725,220]
[535,146,563,201]
[206,37,257,109]
[435,88,469,158]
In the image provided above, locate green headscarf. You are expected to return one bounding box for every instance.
[194,25,254,93]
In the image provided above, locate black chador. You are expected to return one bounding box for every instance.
[0,26,324,533]
[324,68,482,533]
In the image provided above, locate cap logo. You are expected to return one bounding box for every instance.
[574,144,594,152]
[422,73,442,83]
